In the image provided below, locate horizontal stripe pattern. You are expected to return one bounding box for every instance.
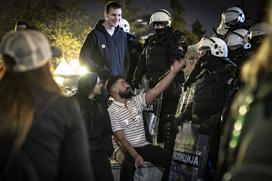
[108,93,149,147]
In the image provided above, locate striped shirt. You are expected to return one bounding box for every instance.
[108,93,149,147]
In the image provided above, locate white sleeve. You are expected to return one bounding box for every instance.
[108,108,123,132]
[133,92,147,111]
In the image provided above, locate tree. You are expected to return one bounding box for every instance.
[170,0,186,31]
[192,20,206,40]
[36,5,92,62]
[0,0,92,65]
[170,0,198,45]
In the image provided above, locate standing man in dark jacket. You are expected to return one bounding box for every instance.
[132,9,186,148]
[75,73,114,181]
[79,1,130,82]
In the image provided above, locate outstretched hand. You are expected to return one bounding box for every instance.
[171,58,186,74]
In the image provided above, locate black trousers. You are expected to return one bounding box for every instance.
[157,92,180,144]
[120,144,172,181]
[91,152,114,181]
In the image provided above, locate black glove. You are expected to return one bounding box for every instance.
[148,76,160,88]
[176,115,188,126]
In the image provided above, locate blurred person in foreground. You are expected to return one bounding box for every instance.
[0,30,94,181]
[218,2,272,180]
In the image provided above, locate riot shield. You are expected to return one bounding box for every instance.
[169,122,210,181]
[142,94,163,144]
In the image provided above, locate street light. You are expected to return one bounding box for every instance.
[53,58,89,96]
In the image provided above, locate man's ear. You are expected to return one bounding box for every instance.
[104,11,108,20]
[112,87,118,93]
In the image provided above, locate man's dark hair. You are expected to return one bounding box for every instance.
[16,21,29,27]
[15,21,40,31]
[105,75,124,93]
[15,21,30,31]
[105,1,121,13]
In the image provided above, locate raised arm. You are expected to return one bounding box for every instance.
[145,58,186,105]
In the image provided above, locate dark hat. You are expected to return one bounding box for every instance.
[77,73,98,98]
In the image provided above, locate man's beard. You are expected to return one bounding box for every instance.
[119,87,134,99]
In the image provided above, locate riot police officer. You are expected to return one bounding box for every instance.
[132,9,186,149]
[178,37,236,180]
[224,28,252,68]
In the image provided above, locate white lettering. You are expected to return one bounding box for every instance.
[174,152,199,167]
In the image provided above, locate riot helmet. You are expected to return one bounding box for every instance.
[249,22,272,49]
[149,9,171,27]
[198,37,228,58]
[225,28,251,50]
[221,7,245,26]
[215,7,245,37]
[119,18,130,33]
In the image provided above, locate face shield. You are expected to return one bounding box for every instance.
[225,33,244,50]
[225,29,251,50]
[221,7,245,26]
[222,12,240,26]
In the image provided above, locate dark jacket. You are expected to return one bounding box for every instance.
[180,55,235,131]
[74,81,113,159]
[228,48,251,68]
[79,19,130,81]
[133,27,185,84]
[0,88,95,181]
[218,77,272,179]
[126,33,142,84]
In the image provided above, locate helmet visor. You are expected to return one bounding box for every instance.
[225,33,244,47]
[222,11,240,25]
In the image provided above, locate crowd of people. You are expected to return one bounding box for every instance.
[0,1,272,181]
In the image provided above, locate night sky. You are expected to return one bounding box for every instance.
[81,0,267,35]
[0,0,267,36]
